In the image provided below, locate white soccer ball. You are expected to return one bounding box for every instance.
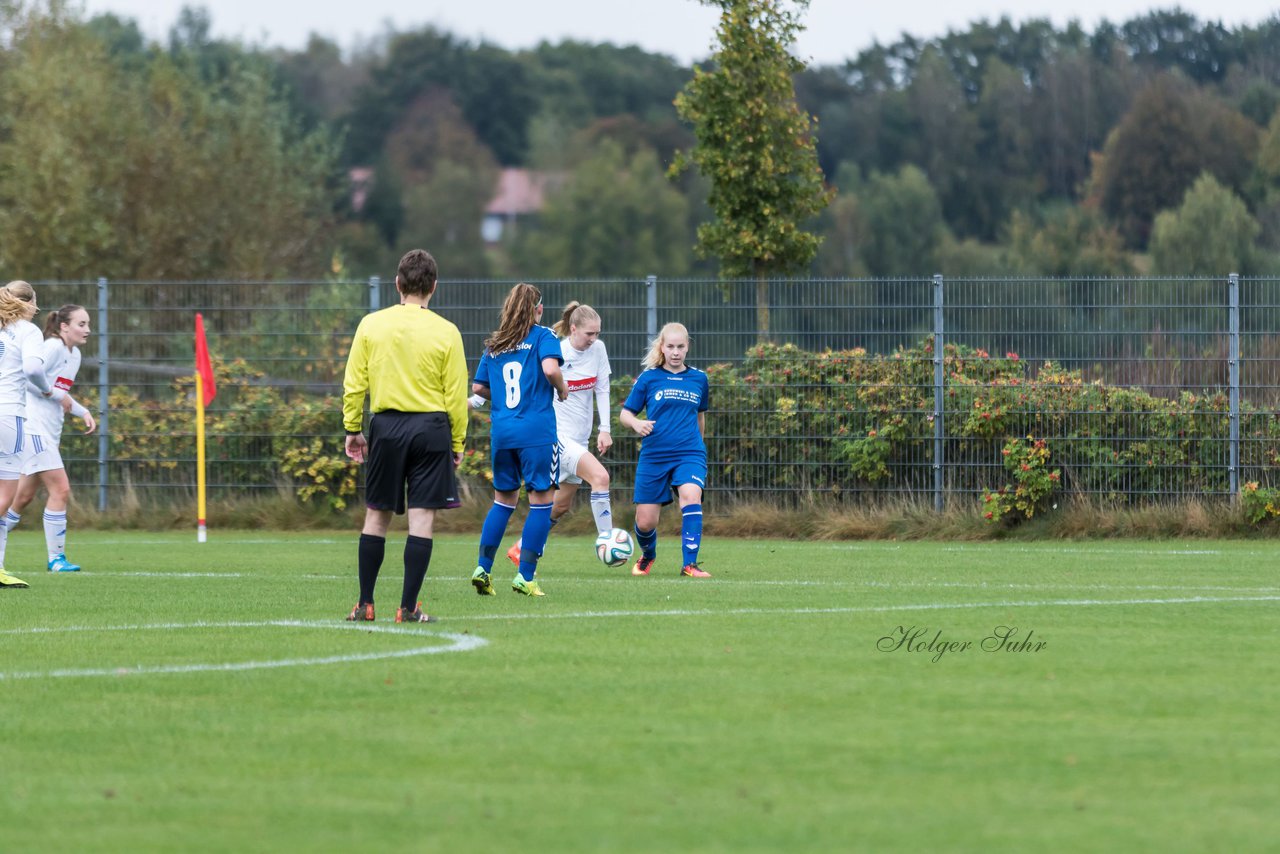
[595,528,634,567]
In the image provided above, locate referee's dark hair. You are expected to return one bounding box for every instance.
[397,249,438,297]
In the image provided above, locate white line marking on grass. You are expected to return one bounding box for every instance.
[68,539,346,547]
[87,573,1280,597]
[447,594,1280,622]
[857,580,1280,594]
[941,545,1228,557]
[292,574,1280,596]
[0,620,487,680]
[104,572,245,578]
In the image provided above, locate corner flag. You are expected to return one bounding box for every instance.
[195,313,217,405]
[195,313,215,542]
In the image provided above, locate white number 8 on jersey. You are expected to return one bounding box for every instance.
[502,362,522,408]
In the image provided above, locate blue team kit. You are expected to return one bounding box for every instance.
[624,366,710,504]
[475,324,563,490]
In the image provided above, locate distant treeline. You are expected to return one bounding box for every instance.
[2,4,1278,282]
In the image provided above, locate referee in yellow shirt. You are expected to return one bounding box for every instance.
[342,249,469,623]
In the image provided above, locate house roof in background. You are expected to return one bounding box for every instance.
[485,168,552,216]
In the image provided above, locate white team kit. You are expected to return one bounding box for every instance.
[553,337,611,484]
[0,319,47,472]
[21,338,83,474]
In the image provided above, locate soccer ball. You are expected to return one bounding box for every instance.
[595,528,634,567]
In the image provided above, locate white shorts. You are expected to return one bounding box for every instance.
[0,415,24,480]
[19,433,64,476]
[556,437,590,485]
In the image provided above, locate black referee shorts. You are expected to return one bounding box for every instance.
[365,411,458,514]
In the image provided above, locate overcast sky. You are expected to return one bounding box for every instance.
[79,0,1280,65]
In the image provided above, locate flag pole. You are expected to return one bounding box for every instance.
[195,312,215,543]
[196,373,208,543]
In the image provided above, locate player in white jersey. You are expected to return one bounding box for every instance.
[0,281,54,589]
[469,302,615,565]
[4,305,96,573]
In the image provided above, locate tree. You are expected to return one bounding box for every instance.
[1095,74,1259,247]
[968,58,1037,239]
[812,163,868,277]
[527,41,691,126]
[512,139,691,278]
[400,159,496,278]
[671,0,832,340]
[342,28,537,167]
[1119,10,1240,84]
[857,165,948,278]
[0,6,338,280]
[1253,110,1280,250]
[1028,43,1138,201]
[275,35,370,128]
[899,48,984,238]
[1004,205,1134,277]
[1150,173,1259,275]
[383,89,495,182]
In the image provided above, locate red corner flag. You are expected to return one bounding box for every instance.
[195,313,217,405]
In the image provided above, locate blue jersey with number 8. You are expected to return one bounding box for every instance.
[474,325,563,450]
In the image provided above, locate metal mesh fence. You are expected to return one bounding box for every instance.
[37,275,1280,511]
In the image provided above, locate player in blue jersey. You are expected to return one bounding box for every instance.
[618,322,712,578]
[470,283,569,597]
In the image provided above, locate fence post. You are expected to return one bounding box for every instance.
[645,274,658,342]
[369,276,381,312]
[96,277,109,513]
[933,273,945,512]
[1228,272,1240,500]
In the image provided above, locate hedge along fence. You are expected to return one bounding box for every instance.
[62,340,1280,520]
[717,340,1261,509]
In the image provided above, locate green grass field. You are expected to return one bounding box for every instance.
[2,531,1278,852]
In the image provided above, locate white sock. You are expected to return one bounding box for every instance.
[590,491,613,535]
[44,509,67,560]
[3,510,19,532]
[0,521,9,568]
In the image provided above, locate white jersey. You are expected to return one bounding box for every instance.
[0,320,46,418]
[553,338,611,445]
[25,338,81,440]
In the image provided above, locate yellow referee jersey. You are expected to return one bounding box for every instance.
[342,303,469,452]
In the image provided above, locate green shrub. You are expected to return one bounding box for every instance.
[79,339,1280,526]
[981,436,1062,523]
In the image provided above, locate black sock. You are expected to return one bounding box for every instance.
[401,535,433,610]
[358,533,386,604]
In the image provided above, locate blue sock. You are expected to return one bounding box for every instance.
[681,504,703,566]
[518,502,554,582]
[634,525,657,560]
[478,501,516,571]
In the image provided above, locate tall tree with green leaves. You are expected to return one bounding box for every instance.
[1150,173,1259,275]
[671,0,831,340]
[512,139,691,278]
[1094,73,1258,248]
[0,4,338,280]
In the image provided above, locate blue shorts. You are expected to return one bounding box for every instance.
[492,444,559,493]
[632,457,706,506]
